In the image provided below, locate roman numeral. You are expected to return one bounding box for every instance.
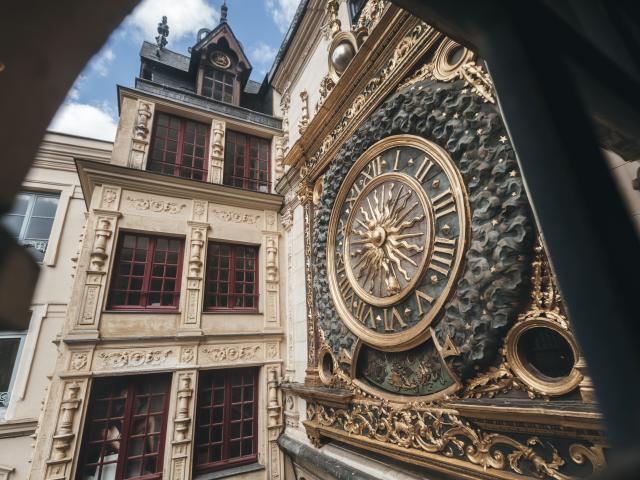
[337,264,356,306]
[393,150,401,171]
[430,236,456,276]
[361,156,384,181]
[414,156,434,183]
[415,289,434,315]
[432,188,456,219]
[353,297,376,328]
[345,182,362,210]
[383,307,407,332]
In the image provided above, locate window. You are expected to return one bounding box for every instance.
[1,191,59,262]
[202,66,235,103]
[0,332,26,417]
[348,0,368,22]
[194,368,258,474]
[76,374,171,480]
[223,131,271,193]
[108,233,183,310]
[204,243,258,312]
[147,113,210,181]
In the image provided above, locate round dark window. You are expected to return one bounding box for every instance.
[517,327,575,379]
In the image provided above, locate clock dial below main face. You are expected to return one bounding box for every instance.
[327,136,469,351]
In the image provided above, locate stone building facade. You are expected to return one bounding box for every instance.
[0,133,112,480]
[29,11,286,480]
[17,1,640,480]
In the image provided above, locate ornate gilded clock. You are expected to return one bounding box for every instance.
[327,135,469,351]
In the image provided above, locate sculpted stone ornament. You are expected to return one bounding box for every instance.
[327,136,468,351]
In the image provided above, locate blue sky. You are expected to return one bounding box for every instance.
[49,0,300,141]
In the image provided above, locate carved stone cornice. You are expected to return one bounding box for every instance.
[76,159,283,212]
[283,8,439,180]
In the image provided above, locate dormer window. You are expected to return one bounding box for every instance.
[202,65,235,103]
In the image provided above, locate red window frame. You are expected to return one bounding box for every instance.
[76,373,171,480]
[204,242,259,313]
[194,368,258,474]
[147,112,210,182]
[202,66,235,104]
[108,233,184,311]
[223,130,271,193]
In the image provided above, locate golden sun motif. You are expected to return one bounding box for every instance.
[351,183,425,296]
[344,172,432,307]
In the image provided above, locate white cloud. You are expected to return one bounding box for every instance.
[91,48,116,77]
[125,0,218,43]
[49,103,118,141]
[266,0,300,33]
[66,74,86,101]
[251,42,277,65]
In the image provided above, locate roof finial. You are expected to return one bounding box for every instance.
[156,16,169,55]
[220,1,228,23]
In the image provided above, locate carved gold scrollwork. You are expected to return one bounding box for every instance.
[399,38,495,104]
[306,401,606,479]
[465,239,583,399]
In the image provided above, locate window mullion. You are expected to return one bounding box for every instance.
[223,373,231,462]
[228,247,235,309]
[114,383,135,480]
[18,193,36,242]
[141,238,154,308]
[244,135,250,190]
[176,119,186,177]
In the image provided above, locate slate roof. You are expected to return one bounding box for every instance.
[140,41,191,72]
[244,79,262,94]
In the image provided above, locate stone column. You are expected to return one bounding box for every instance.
[281,208,295,381]
[263,212,281,331]
[208,120,225,184]
[70,186,121,339]
[266,365,283,479]
[44,379,89,480]
[298,180,321,386]
[129,100,155,170]
[179,200,209,335]
[169,371,197,480]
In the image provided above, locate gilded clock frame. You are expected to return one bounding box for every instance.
[326,135,470,351]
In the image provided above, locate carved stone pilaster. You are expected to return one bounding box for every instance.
[170,371,196,480]
[45,380,87,480]
[129,100,155,169]
[180,223,209,334]
[282,207,295,381]
[74,210,120,332]
[89,217,112,270]
[298,91,309,135]
[274,136,285,182]
[264,232,280,330]
[280,90,291,154]
[298,180,321,386]
[208,120,225,184]
[266,366,283,479]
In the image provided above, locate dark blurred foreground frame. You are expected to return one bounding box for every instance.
[0,1,139,329]
[389,0,640,474]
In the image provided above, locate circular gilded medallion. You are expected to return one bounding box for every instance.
[209,51,231,69]
[327,135,469,351]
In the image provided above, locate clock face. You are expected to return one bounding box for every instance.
[327,135,469,350]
